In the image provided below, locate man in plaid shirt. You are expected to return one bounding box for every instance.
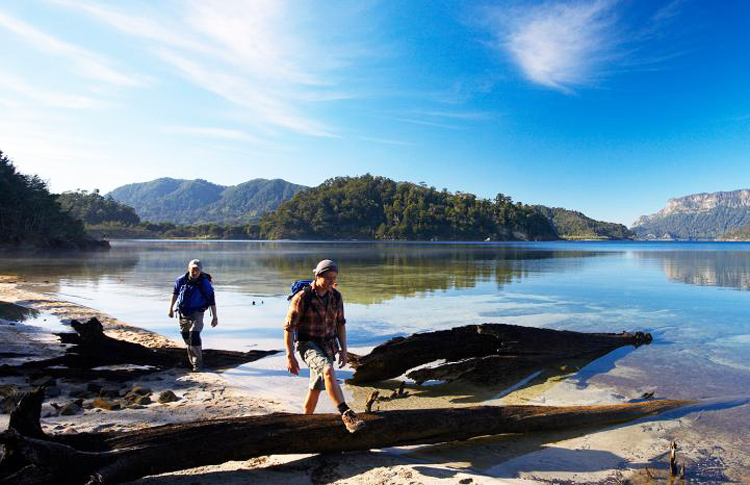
[284,259,365,433]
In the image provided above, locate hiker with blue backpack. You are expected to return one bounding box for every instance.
[168,259,218,372]
[284,259,365,433]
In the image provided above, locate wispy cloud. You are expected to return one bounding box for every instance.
[159,126,269,145]
[357,136,414,146]
[0,10,145,87]
[486,0,684,94]
[0,73,106,109]
[54,0,368,138]
[503,1,619,93]
[409,110,494,121]
[391,117,465,131]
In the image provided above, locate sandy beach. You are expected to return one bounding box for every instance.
[2,275,749,484]
[0,277,497,485]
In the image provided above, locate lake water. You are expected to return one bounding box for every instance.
[3,240,749,479]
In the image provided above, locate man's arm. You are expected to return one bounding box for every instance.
[284,294,302,375]
[209,304,218,327]
[168,294,177,318]
[204,280,218,327]
[285,329,299,375]
[336,293,347,368]
[336,322,348,368]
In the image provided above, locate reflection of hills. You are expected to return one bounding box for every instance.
[637,251,750,291]
[227,243,607,304]
[1,242,612,305]
[2,250,140,282]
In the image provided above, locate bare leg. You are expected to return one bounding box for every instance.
[303,389,321,414]
[323,365,345,407]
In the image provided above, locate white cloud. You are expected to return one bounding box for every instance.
[0,73,106,109]
[357,136,414,147]
[502,1,619,93]
[411,110,494,121]
[53,0,360,138]
[156,50,337,138]
[0,10,145,87]
[485,0,686,94]
[159,126,269,145]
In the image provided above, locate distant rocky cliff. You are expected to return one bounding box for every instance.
[631,189,750,239]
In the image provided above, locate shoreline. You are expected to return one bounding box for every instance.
[2,275,749,484]
[0,277,498,484]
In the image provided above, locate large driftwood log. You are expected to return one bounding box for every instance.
[0,388,691,484]
[348,324,652,384]
[0,318,277,381]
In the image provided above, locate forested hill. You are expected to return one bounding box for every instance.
[107,177,307,224]
[0,151,106,249]
[259,175,558,241]
[631,189,750,239]
[58,190,141,225]
[533,206,634,239]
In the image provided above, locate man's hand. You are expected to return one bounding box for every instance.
[168,309,174,318]
[338,350,348,369]
[211,315,218,327]
[287,354,300,375]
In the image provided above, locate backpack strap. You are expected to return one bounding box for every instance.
[196,273,212,302]
[299,285,315,318]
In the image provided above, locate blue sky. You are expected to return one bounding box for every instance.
[1,0,748,226]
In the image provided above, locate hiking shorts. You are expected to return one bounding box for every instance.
[179,311,205,334]
[298,340,334,391]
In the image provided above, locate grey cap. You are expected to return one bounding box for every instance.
[187,259,202,271]
[313,259,338,276]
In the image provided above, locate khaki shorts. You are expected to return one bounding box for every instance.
[179,311,205,333]
[298,340,334,391]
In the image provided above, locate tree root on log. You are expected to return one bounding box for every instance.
[0,318,277,381]
[347,323,652,385]
[0,388,693,484]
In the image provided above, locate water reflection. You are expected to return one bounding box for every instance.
[0,242,610,305]
[0,302,40,322]
[637,250,750,291]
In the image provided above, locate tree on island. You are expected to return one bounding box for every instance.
[260,174,558,241]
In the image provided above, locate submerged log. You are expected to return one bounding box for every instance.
[0,318,277,380]
[0,388,691,484]
[348,323,652,384]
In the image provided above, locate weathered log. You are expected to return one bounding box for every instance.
[348,323,652,384]
[0,388,692,484]
[0,318,277,380]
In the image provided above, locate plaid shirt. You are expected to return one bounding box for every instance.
[284,285,345,344]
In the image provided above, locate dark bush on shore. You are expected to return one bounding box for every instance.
[0,150,107,249]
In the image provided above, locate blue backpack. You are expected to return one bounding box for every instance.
[287,280,316,318]
[176,272,213,315]
[288,280,312,300]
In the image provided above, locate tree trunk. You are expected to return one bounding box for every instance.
[0,318,277,381]
[0,388,691,484]
[348,324,652,384]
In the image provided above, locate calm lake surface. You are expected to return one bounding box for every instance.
[3,240,749,474]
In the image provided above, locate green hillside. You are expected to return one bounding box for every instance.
[259,174,558,241]
[533,206,634,239]
[108,177,306,224]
